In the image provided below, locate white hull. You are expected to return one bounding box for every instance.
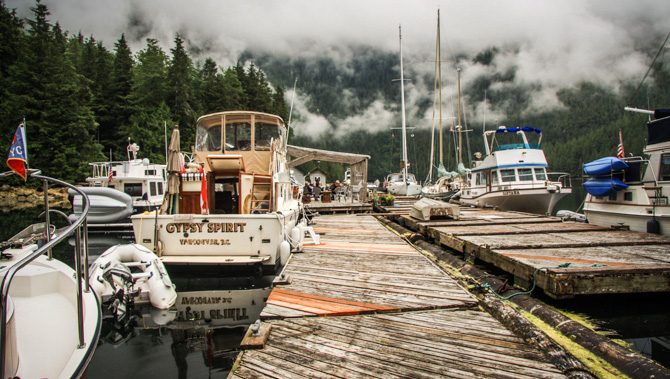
[132,208,299,269]
[3,246,100,379]
[583,188,670,235]
[387,182,422,196]
[460,188,569,215]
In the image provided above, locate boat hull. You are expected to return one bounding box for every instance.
[69,187,133,224]
[387,183,422,196]
[584,205,670,235]
[460,188,570,215]
[131,209,300,269]
[5,248,100,379]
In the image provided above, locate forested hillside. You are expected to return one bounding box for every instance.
[0,2,288,183]
[1,2,669,185]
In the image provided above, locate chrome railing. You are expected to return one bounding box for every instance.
[0,169,91,376]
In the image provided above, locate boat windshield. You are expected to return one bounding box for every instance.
[225,122,252,151]
[255,122,280,151]
[195,119,222,152]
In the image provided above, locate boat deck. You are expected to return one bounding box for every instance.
[229,214,571,378]
[382,202,670,298]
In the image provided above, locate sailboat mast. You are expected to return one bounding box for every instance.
[399,25,408,184]
[437,10,444,168]
[456,66,463,166]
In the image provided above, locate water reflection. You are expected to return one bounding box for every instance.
[83,234,275,378]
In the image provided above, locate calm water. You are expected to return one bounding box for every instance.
[2,193,669,375]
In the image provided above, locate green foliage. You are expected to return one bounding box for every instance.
[0,1,289,184]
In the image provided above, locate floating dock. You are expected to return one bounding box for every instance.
[382,203,670,299]
[304,199,372,215]
[229,214,575,378]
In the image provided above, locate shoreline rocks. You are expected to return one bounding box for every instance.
[0,185,71,212]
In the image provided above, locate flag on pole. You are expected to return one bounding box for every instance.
[7,123,28,181]
[108,165,113,184]
[617,129,625,159]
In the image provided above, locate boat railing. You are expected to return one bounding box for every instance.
[547,172,572,188]
[0,169,91,376]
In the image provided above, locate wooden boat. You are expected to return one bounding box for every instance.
[132,111,303,273]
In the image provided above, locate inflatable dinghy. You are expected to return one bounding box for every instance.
[89,243,176,310]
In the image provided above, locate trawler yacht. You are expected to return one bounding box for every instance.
[131,111,302,273]
[459,126,571,214]
[583,108,670,234]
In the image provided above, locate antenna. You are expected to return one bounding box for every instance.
[286,77,298,145]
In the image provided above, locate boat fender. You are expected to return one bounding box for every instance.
[647,219,661,234]
[279,240,291,264]
[289,226,303,251]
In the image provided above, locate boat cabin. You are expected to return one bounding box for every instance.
[188,111,287,215]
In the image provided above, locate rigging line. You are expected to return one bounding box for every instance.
[627,29,670,106]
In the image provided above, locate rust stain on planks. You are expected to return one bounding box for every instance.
[266,288,397,316]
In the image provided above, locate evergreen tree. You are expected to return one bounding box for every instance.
[124,102,173,164]
[271,85,289,121]
[102,34,134,157]
[222,67,245,109]
[167,33,196,149]
[131,38,168,110]
[2,1,101,182]
[197,58,226,114]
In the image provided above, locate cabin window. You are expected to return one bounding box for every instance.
[518,168,533,181]
[660,153,670,181]
[196,123,222,151]
[150,182,157,196]
[624,192,633,201]
[500,169,516,182]
[534,168,547,181]
[157,182,164,195]
[608,192,617,201]
[491,171,499,184]
[123,183,143,197]
[225,122,251,151]
[255,122,279,151]
[476,173,487,186]
[145,169,156,176]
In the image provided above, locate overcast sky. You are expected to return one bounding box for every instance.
[7,0,670,136]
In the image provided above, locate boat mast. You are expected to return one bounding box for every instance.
[399,25,408,184]
[456,66,463,166]
[437,10,444,172]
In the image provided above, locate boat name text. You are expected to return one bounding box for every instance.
[502,190,521,195]
[181,296,232,305]
[165,222,246,233]
[177,307,249,322]
[179,239,231,246]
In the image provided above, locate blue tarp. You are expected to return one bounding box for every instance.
[495,125,542,134]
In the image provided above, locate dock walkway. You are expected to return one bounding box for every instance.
[385,202,670,298]
[229,214,572,378]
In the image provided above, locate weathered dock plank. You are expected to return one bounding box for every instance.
[233,309,567,379]
[405,205,670,298]
[263,215,477,318]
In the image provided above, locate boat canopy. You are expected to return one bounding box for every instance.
[495,125,541,134]
[648,109,670,146]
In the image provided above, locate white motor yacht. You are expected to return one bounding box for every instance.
[132,111,303,273]
[583,107,670,234]
[459,126,571,214]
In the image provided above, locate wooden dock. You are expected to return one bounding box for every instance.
[382,203,670,299]
[229,214,575,378]
[304,199,372,214]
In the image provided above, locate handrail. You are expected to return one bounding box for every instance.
[0,169,91,376]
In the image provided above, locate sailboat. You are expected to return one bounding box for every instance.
[421,12,465,200]
[386,25,422,197]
